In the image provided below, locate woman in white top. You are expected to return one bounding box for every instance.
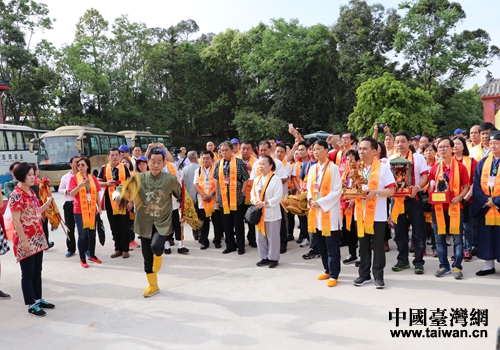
[251,155,283,268]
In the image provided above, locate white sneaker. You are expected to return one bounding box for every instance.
[299,238,310,247]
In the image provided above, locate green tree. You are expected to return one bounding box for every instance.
[232,109,287,143]
[348,73,438,136]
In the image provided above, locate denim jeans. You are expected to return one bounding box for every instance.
[316,229,341,279]
[431,209,464,270]
[75,214,96,260]
[463,203,476,252]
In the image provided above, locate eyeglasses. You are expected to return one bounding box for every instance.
[77,163,86,167]
[437,146,450,150]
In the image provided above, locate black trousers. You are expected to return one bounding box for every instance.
[166,209,181,241]
[19,251,43,305]
[140,226,166,274]
[316,229,341,279]
[243,203,256,244]
[358,221,387,280]
[213,210,224,243]
[43,217,49,242]
[197,207,223,246]
[287,212,295,236]
[298,215,308,239]
[220,204,245,251]
[279,206,288,250]
[342,215,358,257]
[63,201,76,253]
[105,195,129,252]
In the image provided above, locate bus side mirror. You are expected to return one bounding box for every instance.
[29,138,39,153]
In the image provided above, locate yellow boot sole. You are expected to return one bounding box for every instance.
[143,286,160,298]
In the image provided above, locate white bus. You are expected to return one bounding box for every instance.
[117,130,172,152]
[0,124,47,186]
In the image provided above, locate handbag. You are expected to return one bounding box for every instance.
[244,174,274,225]
[0,226,9,256]
[96,214,106,246]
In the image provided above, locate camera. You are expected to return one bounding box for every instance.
[377,122,386,132]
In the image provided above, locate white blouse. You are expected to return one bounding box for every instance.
[250,172,283,222]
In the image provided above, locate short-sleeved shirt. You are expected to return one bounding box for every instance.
[9,187,47,262]
[97,164,131,195]
[212,157,249,207]
[429,161,470,210]
[68,175,101,214]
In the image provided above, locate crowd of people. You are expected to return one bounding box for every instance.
[0,121,499,316]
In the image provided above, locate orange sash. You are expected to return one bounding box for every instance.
[341,161,353,230]
[77,173,97,229]
[460,156,472,181]
[474,144,490,161]
[480,155,500,226]
[106,162,126,215]
[219,157,237,214]
[355,158,381,237]
[244,156,256,205]
[433,159,461,234]
[198,166,216,217]
[308,162,332,236]
[391,151,413,223]
[253,171,274,236]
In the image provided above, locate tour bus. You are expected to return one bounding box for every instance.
[117,130,172,152]
[0,124,47,186]
[30,126,127,189]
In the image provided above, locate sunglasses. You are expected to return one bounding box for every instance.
[77,163,87,167]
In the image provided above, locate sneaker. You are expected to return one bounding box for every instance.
[47,241,55,249]
[353,277,372,286]
[296,236,303,244]
[434,267,451,277]
[392,263,410,272]
[431,249,438,257]
[256,259,270,267]
[0,290,11,299]
[446,236,452,246]
[464,251,472,262]
[28,304,46,317]
[302,249,320,260]
[89,257,102,264]
[268,260,279,268]
[110,251,121,258]
[414,265,425,275]
[65,251,75,258]
[164,248,171,255]
[426,237,432,245]
[299,238,310,247]
[128,242,134,251]
[342,255,358,265]
[85,250,91,258]
[355,261,360,267]
[131,240,140,248]
[38,299,55,309]
[471,246,478,256]
[80,260,89,268]
[375,279,385,289]
[452,267,463,279]
[178,247,189,254]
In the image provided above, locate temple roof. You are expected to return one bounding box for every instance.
[479,72,500,97]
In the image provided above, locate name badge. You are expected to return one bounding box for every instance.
[204,181,211,192]
[87,193,91,202]
[224,177,230,185]
[488,176,496,187]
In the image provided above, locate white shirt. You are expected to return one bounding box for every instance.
[58,171,76,202]
[307,162,343,231]
[250,172,283,222]
[249,157,288,182]
[470,144,490,161]
[193,166,219,210]
[163,163,181,210]
[389,151,428,188]
[354,162,396,222]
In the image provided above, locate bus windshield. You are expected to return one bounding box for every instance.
[39,136,80,165]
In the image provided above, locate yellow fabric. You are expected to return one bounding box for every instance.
[308,162,332,236]
[480,155,500,226]
[391,151,413,223]
[106,162,126,215]
[244,156,256,205]
[165,162,177,177]
[433,159,461,235]
[218,156,237,214]
[253,171,274,236]
[460,156,472,180]
[198,166,216,217]
[474,144,489,161]
[118,173,143,211]
[355,158,381,237]
[340,161,353,230]
[77,173,97,229]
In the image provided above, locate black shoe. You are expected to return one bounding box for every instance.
[476,268,495,276]
[222,248,236,254]
[178,247,189,254]
[28,304,46,317]
[0,290,11,300]
[302,250,320,260]
[287,234,294,242]
[48,241,55,249]
[375,278,385,289]
[200,244,209,250]
[214,243,222,249]
[296,236,303,244]
[269,260,278,268]
[342,255,358,265]
[256,259,270,267]
[249,241,257,248]
[353,277,372,286]
[38,299,55,309]
[164,248,171,255]
[355,261,361,267]
[238,249,245,255]
[280,247,287,254]
[169,238,174,246]
[471,247,478,256]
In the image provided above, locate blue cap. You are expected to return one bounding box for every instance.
[414,135,421,140]
[136,156,147,162]
[230,138,239,144]
[118,144,130,152]
[454,128,466,136]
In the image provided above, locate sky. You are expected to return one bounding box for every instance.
[31,0,500,89]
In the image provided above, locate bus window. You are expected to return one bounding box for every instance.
[0,131,7,151]
[89,134,100,155]
[23,131,36,150]
[99,135,110,152]
[109,135,121,149]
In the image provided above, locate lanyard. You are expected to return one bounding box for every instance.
[492,158,500,176]
[224,160,230,176]
[362,165,372,182]
[316,161,329,182]
[204,167,210,180]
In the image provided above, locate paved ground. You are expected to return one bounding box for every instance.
[0,192,499,350]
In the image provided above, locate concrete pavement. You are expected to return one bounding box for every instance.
[0,191,498,349]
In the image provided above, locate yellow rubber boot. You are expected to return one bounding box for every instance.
[143,273,160,298]
[152,255,162,273]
